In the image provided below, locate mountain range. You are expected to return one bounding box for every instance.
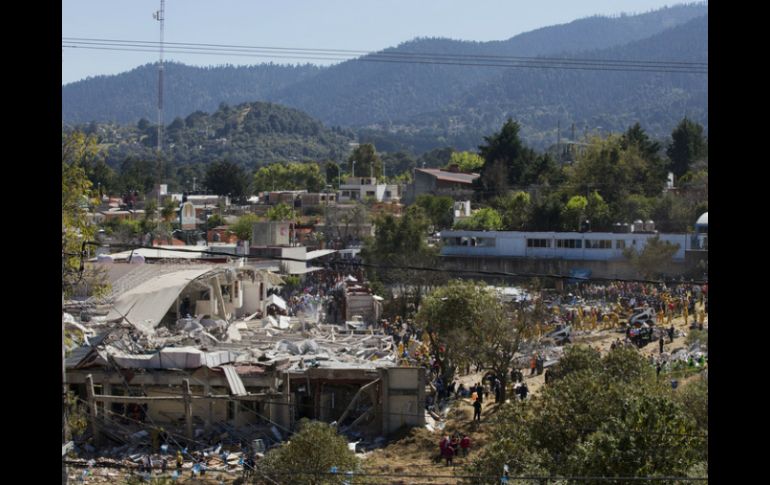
[62,3,708,153]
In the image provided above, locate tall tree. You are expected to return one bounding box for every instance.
[204,160,248,201]
[622,123,668,196]
[667,117,707,178]
[494,191,532,231]
[472,297,545,402]
[253,162,325,193]
[562,195,588,232]
[62,132,106,296]
[415,194,454,230]
[586,190,611,231]
[325,161,341,188]
[568,134,662,206]
[476,119,540,199]
[348,143,382,178]
[116,156,157,194]
[416,281,502,384]
[447,151,484,172]
[361,206,444,317]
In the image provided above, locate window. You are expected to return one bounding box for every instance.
[557,239,582,249]
[476,237,496,247]
[366,191,375,196]
[616,240,626,249]
[527,239,551,248]
[586,240,612,249]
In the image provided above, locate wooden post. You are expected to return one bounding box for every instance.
[85,374,101,447]
[379,369,390,435]
[203,368,212,430]
[182,379,193,441]
[284,372,292,431]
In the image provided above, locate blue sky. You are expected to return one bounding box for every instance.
[62,1,694,85]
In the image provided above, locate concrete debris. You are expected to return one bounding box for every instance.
[201,318,228,332]
[225,325,242,342]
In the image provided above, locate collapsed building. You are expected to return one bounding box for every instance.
[65,261,425,455]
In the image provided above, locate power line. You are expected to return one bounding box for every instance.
[61,37,709,67]
[61,40,707,74]
[60,45,708,75]
[83,242,707,285]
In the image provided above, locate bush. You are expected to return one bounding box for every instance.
[254,420,359,484]
[685,329,708,348]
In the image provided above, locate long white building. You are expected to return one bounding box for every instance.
[440,230,692,261]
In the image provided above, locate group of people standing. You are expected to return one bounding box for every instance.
[439,434,471,465]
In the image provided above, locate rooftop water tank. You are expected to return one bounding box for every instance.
[644,220,655,232]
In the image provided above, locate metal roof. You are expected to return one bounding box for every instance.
[106,268,217,334]
[222,365,247,396]
[305,249,337,260]
[416,168,479,184]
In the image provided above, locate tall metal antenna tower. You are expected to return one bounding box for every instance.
[154,0,165,154]
[153,1,165,210]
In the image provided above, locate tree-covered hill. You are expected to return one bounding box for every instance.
[65,101,356,167]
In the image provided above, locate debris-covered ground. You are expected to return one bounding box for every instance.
[65,276,707,485]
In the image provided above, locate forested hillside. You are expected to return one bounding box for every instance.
[373,14,708,151]
[62,63,320,124]
[62,4,707,152]
[65,101,355,168]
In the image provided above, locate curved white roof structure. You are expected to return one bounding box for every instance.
[695,212,708,226]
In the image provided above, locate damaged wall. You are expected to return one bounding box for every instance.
[381,367,426,435]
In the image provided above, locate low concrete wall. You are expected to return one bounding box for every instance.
[440,255,689,281]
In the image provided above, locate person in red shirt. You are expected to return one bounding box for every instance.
[439,435,449,454]
[460,435,471,456]
[442,440,455,466]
